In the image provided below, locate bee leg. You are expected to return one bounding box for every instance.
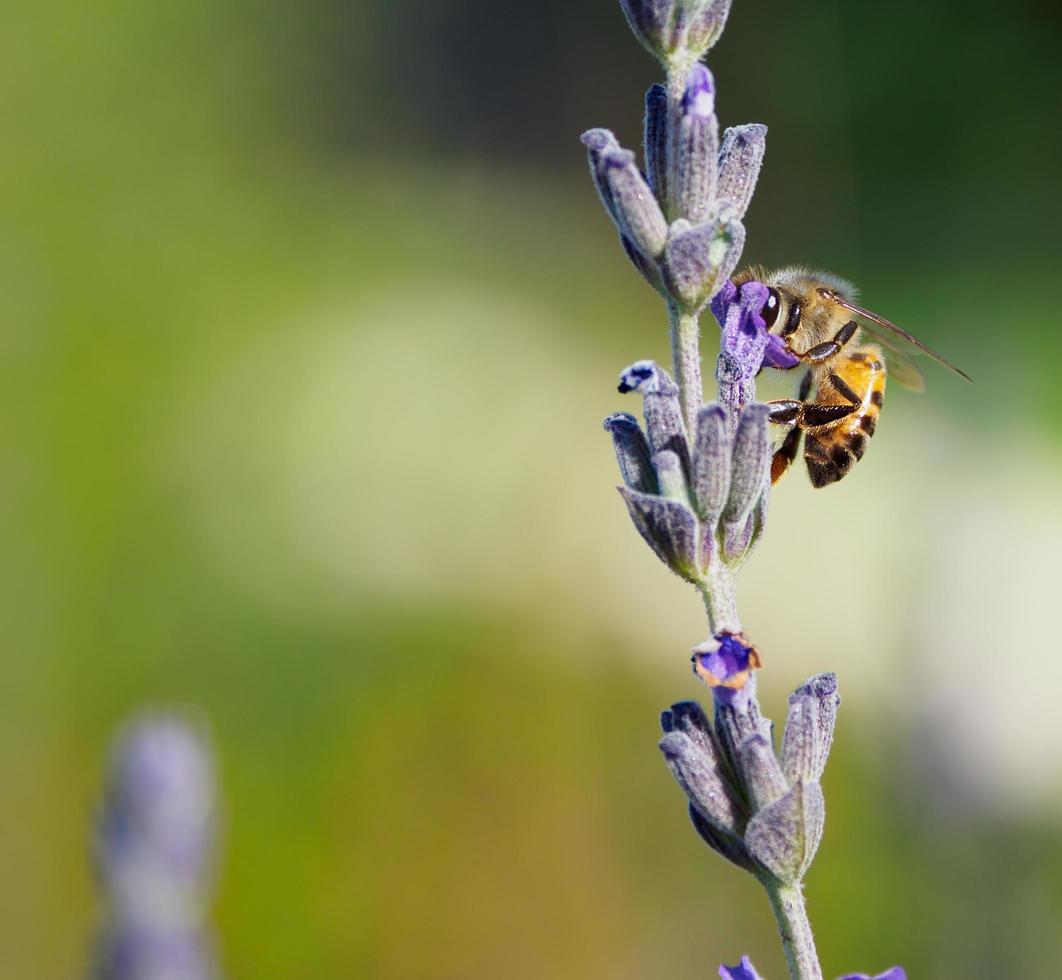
[800,320,859,364]
[798,371,862,428]
[771,427,802,484]
[800,402,858,428]
[767,399,802,426]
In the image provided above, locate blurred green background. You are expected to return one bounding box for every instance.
[4,0,1062,976]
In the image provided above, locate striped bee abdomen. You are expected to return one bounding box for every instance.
[804,345,886,487]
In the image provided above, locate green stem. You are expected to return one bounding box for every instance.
[698,560,739,636]
[761,880,824,980]
[668,301,703,435]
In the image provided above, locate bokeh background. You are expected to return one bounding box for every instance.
[5,0,1062,976]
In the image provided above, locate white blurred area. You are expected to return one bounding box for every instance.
[171,285,1062,815]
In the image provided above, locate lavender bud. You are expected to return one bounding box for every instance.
[663,209,745,310]
[685,0,735,54]
[653,449,690,504]
[791,673,840,781]
[692,404,730,524]
[712,671,770,769]
[744,780,825,883]
[620,0,733,64]
[722,500,765,564]
[618,0,674,61]
[618,487,700,580]
[674,64,719,224]
[661,699,719,765]
[93,715,218,980]
[780,694,818,785]
[581,130,668,260]
[644,83,669,206]
[716,124,768,220]
[604,412,659,495]
[659,730,742,835]
[723,404,770,525]
[581,127,622,221]
[690,804,754,871]
[617,360,690,465]
[736,733,789,812]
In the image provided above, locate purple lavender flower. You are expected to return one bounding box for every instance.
[692,632,761,698]
[719,955,763,980]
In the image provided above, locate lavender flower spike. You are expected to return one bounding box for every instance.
[720,956,764,980]
[91,714,219,980]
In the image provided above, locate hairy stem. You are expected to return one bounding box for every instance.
[698,561,740,636]
[762,880,824,980]
[668,301,703,434]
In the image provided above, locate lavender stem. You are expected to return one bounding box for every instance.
[668,301,704,436]
[762,880,824,980]
[700,560,740,636]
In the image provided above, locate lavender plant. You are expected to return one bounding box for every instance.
[90,715,220,980]
[582,3,905,978]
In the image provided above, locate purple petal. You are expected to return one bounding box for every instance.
[720,955,763,980]
[711,280,770,410]
[693,633,759,688]
[681,63,716,118]
[763,332,802,369]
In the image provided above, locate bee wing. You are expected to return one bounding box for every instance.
[832,297,973,385]
[878,346,925,393]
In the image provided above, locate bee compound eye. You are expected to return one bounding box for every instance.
[761,288,781,329]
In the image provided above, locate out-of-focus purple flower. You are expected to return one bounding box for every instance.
[92,715,220,980]
[839,969,907,980]
[719,955,763,979]
[692,631,761,700]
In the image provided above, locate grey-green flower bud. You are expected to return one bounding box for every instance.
[604,412,658,495]
[662,208,745,309]
[659,729,742,835]
[692,404,730,525]
[581,130,668,261]
[737,733,789,812]
[619,0,734,65]
[674,64,719,224]
[723,404,770,525]
[618,361,690,468]
[717,124,768,220]
[653,449,691,505]
[644,83,669,208]
[618,487,700,580]
[745,780,825,883]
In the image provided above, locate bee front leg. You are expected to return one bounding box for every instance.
[800,320,859,364]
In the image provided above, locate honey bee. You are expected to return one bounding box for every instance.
[732,266,972,487]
